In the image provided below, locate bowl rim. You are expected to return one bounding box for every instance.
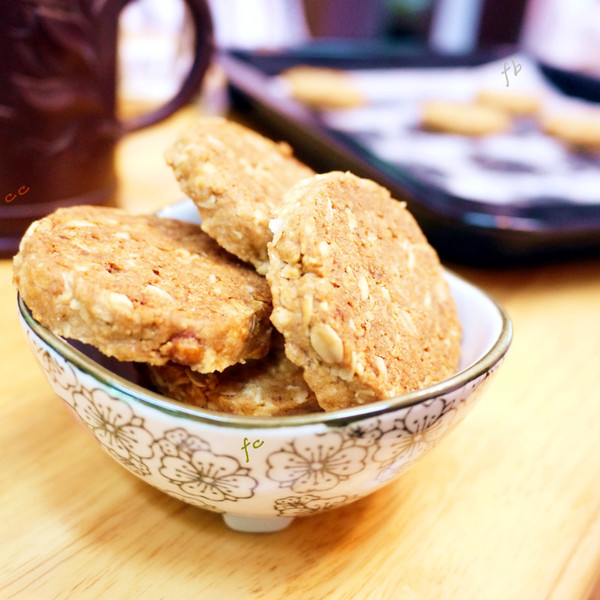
[18,269,512,429]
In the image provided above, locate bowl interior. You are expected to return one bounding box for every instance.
[453,274,503,371]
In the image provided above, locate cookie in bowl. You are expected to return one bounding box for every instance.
[149,335,322,416]
[13,115,512,532]
[165,116,314,274]
[267,171,461,412]
[16,197,511,532]
[13,205,273,372]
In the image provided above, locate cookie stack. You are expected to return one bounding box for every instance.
[14,117,461,416]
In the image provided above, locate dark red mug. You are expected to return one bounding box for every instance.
[0,0,213,257]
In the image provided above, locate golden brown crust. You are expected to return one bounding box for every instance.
[421,100,511,136]
[266,172,461,411]
[13,205,273,372]
[149,338,321,416]
[165,116,315,274]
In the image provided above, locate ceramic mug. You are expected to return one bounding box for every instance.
[0,0,213,257]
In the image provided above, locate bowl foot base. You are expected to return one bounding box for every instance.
[222,514,294,533]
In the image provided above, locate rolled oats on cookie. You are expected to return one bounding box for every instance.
[165,116,315,274]
[267,171,461,411]
[13,205,273,372]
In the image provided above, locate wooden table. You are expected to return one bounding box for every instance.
[2,105,600,600]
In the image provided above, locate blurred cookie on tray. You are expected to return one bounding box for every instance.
[420,99,512,136]
[279,65,366,110]
[476,89,542,116]
[541,112,600,152]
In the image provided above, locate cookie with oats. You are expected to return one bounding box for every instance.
[165,116,315,275]
[13,205,272,372]
[266,172,461,412]
[149,337,321,416]
[421,100,511,136]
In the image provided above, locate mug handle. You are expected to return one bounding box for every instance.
[117,0,213,133]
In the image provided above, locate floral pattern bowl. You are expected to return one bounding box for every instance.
[16,200,512,532]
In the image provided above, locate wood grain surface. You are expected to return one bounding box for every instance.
[1,106,600,600]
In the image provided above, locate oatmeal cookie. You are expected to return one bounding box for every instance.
[149,337,321,416]
[13,206,272,372]
[267,172,461,411]
[165,116,314,274]
[421,99,511,136]
[280,65,366,110]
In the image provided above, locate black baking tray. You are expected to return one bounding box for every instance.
[219,42,600,266]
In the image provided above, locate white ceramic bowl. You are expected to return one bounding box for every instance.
[17,200,512,532]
